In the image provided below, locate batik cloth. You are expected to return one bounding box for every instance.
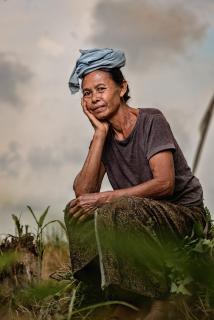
[64,196,206,299]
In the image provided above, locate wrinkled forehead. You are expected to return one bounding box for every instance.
[81,69,113,89]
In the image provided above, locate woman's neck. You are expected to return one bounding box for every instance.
[108,104,139,140]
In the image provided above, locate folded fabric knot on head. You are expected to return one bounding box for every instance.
[68,48,126,94]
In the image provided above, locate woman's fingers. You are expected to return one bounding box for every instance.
[81,98,91,117]
[65,194,100,221]
[77,211,94,223]
[64,199,77,214]
[81,98,104,129]
[64,200,81,217]
[69,205,81,216]
[81,98,109,135]
[70,208,94,224]
[66,199,77,209]
[66,201,93,219]
[72,209,83,219]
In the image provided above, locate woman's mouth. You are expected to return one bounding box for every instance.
[93,105,106,113]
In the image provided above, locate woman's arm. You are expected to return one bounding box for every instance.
[73,99,108,197]
[73,138,106,196]
[67,151,175,222]
[105,150,175,200]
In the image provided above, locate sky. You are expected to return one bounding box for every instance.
[0,0,213,234]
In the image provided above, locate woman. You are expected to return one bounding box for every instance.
[65,48,206,319]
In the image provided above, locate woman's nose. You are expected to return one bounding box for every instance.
[91,91,100,102]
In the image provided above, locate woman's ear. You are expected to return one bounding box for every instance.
[120,80,128,99]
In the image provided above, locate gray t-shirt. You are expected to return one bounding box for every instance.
[102,108,203,206]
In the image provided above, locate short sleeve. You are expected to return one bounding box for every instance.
[145,113,176,160]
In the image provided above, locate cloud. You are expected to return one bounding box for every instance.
[0,141,22,176]
[28,146,63,171]
[90,0,208,69]
[38,36,64,57]
[0,52,33,108]
[27,144,84,172]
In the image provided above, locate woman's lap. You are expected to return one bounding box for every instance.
[65,196,206,299]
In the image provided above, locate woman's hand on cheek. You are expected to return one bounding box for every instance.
[81,98,109,136]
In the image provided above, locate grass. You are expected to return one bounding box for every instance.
[0,206,214,319]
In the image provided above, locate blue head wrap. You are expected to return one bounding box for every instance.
[68,48,126,94]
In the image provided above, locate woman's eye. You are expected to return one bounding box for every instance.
[97,87,105,92]
[83,91,90,97]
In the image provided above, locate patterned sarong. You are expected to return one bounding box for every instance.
[64,197,206,299]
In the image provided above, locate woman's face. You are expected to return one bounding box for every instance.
[81,70,125,120]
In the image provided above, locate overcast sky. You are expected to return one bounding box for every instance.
[0,0,213,234]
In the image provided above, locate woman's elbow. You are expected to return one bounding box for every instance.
[163,179,175,196]
[159,178,174,197]
[73,182,98,197]
[73,188,81,198]
[73,179,84,197]
[73,183,85,197]
[72,173,90,196]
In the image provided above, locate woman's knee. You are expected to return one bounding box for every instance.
[100,196,143,211]
[97,196,154,227]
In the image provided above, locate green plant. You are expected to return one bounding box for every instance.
[27,205,67,278]
[1,206,214,319]
[12,213,29,238]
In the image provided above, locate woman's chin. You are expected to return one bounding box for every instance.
[95,114,108,121]
[94,110,109,120]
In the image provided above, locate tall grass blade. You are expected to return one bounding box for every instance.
[70,300,139,317]
[38,206,50,228]
[12,214,23,237]
[55,220,67,233]
[27,205,39,225]
[42,220,67,235]
[67,286,78,320]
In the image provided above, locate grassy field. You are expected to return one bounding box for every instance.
[1,206,214,319]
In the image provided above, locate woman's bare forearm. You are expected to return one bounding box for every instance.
[73,131,106,196]
[102,177,174,202]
